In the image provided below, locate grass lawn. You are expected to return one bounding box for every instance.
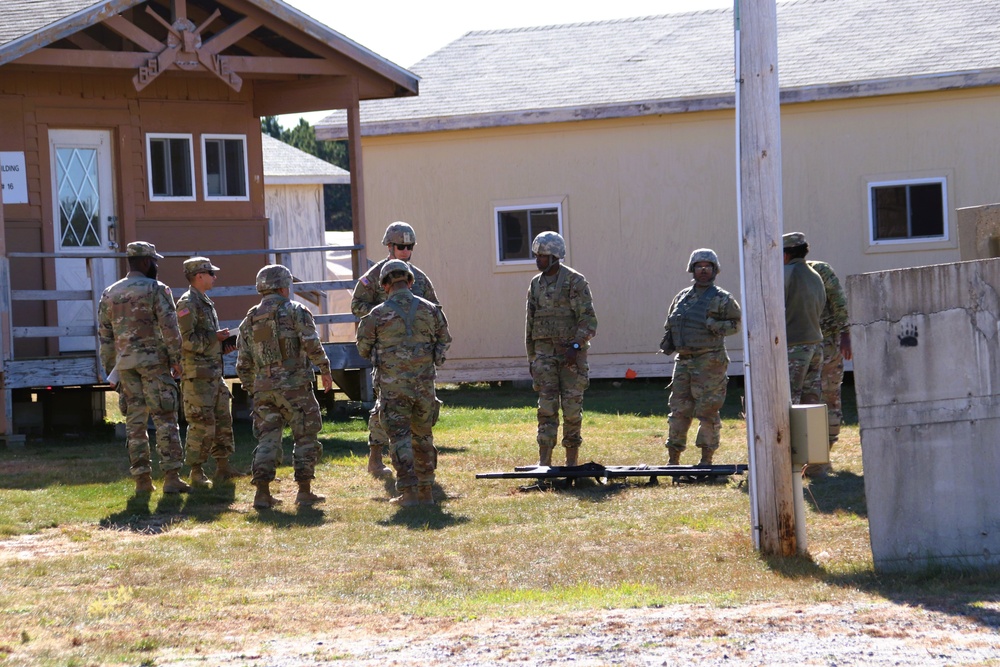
[0,377,996,666]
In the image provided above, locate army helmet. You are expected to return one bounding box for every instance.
[255,264,292,293]
[379,259,414,286]
[382,221,416,246]
[531,231,566,259]
[687,248,720,273]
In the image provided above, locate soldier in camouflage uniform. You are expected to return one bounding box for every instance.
[805,258,852,477]
[352,222,440,480]
[98,241,189,495]
[660,249,742,466]
[525,231,598,467]
[176,257,243,488]
[783,232,827,406]
[356,260,451,507]
[236,265,333,509]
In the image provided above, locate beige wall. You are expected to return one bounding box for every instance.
[359,87,1000,381]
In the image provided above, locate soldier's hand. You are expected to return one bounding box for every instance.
[216,328,230,341]
[321,372,333,393]
[170,363,182,380]
[841,330,853,361]
[565,347,579,365]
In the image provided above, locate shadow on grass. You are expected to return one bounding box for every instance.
[379,506,470,530]
[803,469,868,518]
[247,504,328,528]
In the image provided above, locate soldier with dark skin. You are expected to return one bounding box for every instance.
[356,260,452,507]
[352,222,440,480]
[98,241,189,495]
[176,256,244,487]
[525,231,598,467]
[660,249,742,466]
[236,265,333,509]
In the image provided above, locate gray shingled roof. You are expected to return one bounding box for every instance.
[261,133,349,185]
[316,0,1000,138]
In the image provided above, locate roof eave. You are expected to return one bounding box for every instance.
[265,174,350,185]
[315,68,1000,140]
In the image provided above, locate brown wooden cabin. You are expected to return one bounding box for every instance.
[0,0,418,437]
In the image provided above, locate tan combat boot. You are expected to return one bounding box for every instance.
[565,447,579,467]
[416,485,435,506]
[538,443,554,467]
[253,481,281,509]
[213,457,247,482]
[367,446,393,478]
[162,470,191,494]
[390,487,419,507]
[295,481,326,506]
[698,449,714,466]
[189,464,212,489]
[668,448,681,466]
[135,473,155,494]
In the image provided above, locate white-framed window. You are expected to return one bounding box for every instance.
[868,177,948,246]
[202,134,248,200]
[146,133,195,201]
[494,201,563,265]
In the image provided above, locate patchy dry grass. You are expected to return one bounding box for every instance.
[0,378,996,666]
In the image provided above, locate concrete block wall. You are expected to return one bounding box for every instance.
[847,258,1000,572]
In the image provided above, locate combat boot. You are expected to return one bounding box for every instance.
[416,485,435,506]
[565,447,579,467]
[253,481,281,509]
[390,487,419,507]
[668,448,681,466]
[162,470,191,494]
[295,481,326,505]
[698,449,714,466]
[537,443,554,467]
[134,473,155,494]
[189,464,212,489]
[213,457,247,482]
[803,463,831,478]
[367,446,393,478]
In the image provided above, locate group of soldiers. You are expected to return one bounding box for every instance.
[656,232,850,477]
[96,224,848,510]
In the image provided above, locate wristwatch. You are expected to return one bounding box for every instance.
[571,342,582,350]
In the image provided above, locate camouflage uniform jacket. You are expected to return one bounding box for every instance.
[98,271,182,375]
[235,293,332,394]
[176,287,223,380]
[663,283,742,355]
[351,258,438,318]
[525,264,598,361]
[356,287,451,384]
[807,260,848,339]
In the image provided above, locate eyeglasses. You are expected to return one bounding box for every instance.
[205,270,216,277]
[395,244,414,251]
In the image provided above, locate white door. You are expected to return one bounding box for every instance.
[49,129,118,353]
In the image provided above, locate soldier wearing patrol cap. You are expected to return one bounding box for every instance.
[352,222,441,480]
[98,241,189,494]
[525,231,598,468]
[660,248,742,466]
[782,232,827,408]
[356,259,452,506]
[236,264,333,509]
[176,256,244,488]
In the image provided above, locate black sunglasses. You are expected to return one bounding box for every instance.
[205,270,215,277]
[395,244,414,251]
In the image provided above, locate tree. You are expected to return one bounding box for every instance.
[259,116,353,230]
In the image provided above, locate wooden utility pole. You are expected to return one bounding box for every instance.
[735,0,797,556]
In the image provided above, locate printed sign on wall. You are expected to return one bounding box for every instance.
[0,152,28,204]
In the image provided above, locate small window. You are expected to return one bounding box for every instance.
[495,203,562,264]
[869,178,947,244]
[147,134,194,201]
[202,134,248,200]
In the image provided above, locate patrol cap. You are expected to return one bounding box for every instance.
[782,232,807,249]
[126,241,163,259]
[379,259,414,285]
[183,256,220,277]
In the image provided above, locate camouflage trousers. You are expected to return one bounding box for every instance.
[788,343,823,405]
[819,334,844,446]
[367,378,390,451]
[118,366,183,477]
[530,351,589,449]
[250,385,323,484]
[182,376,234,466]
[379,383,441,491]
[666,349,729,454]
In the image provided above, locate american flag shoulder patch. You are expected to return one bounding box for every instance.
[177,307,190,318]
[360,276,370,286]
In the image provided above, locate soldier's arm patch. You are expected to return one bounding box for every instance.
[176,307,190,318]
[360,276,370,286]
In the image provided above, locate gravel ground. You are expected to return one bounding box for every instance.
[160,601,1000,666]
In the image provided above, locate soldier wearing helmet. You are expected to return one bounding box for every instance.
[525,231,598,467]
[352,222,441,480]
[356,259,451,506]
[660,248,742,466]
[236,264,334,509]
